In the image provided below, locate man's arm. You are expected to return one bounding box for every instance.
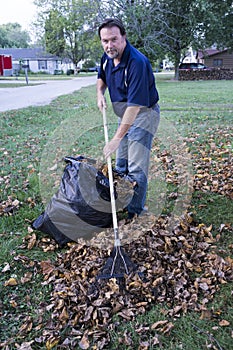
[97,78,107,112]
[103,105,140,158]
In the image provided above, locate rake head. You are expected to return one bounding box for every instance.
[97,246,138,280]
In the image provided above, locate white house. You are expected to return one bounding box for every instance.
[0,48,74,74]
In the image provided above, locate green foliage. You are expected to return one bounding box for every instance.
[33,0,232,78]
[0,23,30,48]
[45,9,65,57]
[196,0,233,50]
[97,0,233,79]
[34,0,102,68]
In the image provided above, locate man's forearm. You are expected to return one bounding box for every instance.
[113,105,140,140]
[97,78,107,111]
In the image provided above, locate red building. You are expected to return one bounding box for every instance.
[0,54,13,76]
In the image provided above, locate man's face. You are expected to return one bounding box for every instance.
[100,26,126,60]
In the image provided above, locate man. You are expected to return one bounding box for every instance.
[97,18,160,220]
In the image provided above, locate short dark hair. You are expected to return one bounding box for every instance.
[98,18,126,38]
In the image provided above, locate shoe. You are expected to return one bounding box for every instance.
[127,212,136,220]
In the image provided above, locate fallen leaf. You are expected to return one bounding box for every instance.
[2,263,10,273]
[219,319,230,326]
[79,332,90,349]
[151,320,168,330]
[4,277,17,286]
[46,337,60,350]
[17,341,34,350]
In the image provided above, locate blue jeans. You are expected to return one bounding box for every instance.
[115,104,160,215]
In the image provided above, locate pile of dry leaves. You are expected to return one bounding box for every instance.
[18,210,231,349]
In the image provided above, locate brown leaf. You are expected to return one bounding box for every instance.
[200,310,213,320]
[4,277,17,286]
[219,319,230,326]
[21,272,33,284]
[46,337,60,350]
[27,233,37,250]
[2,263,11,273]
[17,341,34,350]
[40,260,55,276]
[161,322,174,334]
[19,316,33,333]
[138,340,150,349]
[79,332,90,349]
[83,306,94,322]
[59,307,69,322]
[151,320,168,330]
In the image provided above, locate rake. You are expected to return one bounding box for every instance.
[97,107,138,281]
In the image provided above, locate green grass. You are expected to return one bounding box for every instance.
[0,71,97,84]
[0,83,44,88]
[0,75,232,349]
[108,297,233,349]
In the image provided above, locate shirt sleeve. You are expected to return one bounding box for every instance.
[127,58,153,107]
[97,56,107,84]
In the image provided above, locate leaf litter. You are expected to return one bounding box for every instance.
[9,210,232,349]
[1,125,233,349]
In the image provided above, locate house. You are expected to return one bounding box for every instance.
[197,48,233,69]
[182,47,197,64]
[0,54,13,76]
[0,48,74,74]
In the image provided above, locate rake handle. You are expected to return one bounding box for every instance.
[102,107,120,246]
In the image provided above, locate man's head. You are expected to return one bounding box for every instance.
[98,18,127,61]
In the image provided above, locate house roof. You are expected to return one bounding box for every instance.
[197,48,228,59]
[0,48,61,61]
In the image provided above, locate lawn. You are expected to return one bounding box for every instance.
[0,74,232,349]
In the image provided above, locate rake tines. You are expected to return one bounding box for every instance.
[97,245,138,280]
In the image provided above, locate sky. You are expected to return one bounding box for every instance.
[0,0,37,31]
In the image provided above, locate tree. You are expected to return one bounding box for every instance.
[96,0,233,79]
[34,0,232,78]
[34,0,102,70]
[195,0,233,51]
[154,0,202,79]
[45,9,66,57]
[97,0,198,77]
[0,23,31,48]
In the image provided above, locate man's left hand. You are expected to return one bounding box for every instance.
[103,138,121,158]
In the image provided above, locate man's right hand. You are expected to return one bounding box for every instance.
[97,95,107,112]
[97,78,107,112]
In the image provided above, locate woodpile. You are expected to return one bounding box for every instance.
[179,68,233,80]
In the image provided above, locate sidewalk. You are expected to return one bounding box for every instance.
[0,76,97,112]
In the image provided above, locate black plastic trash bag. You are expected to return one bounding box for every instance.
[32,156,113,246]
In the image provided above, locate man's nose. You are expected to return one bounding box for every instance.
[108,41,114,48]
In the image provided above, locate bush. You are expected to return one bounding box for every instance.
[54,69,64,75]
[66,69,74,75]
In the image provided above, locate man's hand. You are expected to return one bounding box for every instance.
[97,95,107,112]
[103,138,121,158]
[97,78,107,112]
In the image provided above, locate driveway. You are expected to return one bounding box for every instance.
[0,76,97,112]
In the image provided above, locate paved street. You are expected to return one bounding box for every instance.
[0,76,97,112]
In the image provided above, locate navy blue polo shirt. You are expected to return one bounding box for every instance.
[98,40,159,108]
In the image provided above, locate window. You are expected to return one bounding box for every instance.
[213,59,223,67]
[38,60,47,70]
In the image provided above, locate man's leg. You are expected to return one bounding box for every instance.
[115,133,128,175]
[127,106,160,217]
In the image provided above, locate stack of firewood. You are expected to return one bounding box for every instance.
[179,68,233,80]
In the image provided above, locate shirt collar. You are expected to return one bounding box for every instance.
[104,40,130,70]
[118,40,130,68]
